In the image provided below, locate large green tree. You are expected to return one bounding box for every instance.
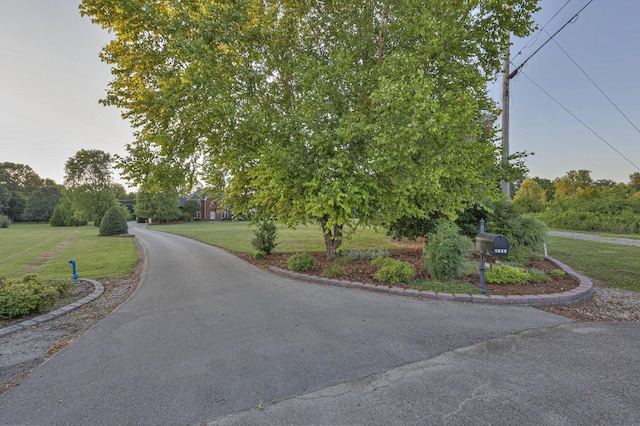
[82,0,538,256]
[0,162,43,221]
[64,149,119,226]
[23,184,62,223]
[134,189,182,223]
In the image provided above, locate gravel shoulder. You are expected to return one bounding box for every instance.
[1,234,638,395]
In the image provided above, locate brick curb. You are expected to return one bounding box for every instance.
[268,256,593,308]
[0,279,104,337]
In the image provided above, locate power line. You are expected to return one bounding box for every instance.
[543,28,640,136]
[510,0,594,79]
[520,70,640,172]
[512,0,574,62]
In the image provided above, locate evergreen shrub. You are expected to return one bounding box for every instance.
[251,221,279,255]
[99,206,128,236]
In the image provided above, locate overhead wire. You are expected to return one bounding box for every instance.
[512,0,574,63]
[520,70,640,172]
[541,28,640,136]
[510,0,594,79]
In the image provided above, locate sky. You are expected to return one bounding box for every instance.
[1,0,639,191]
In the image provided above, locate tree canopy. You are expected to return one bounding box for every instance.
[81,0,539,255]
[64,149,119,226]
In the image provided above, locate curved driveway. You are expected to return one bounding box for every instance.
[0,224,638,425]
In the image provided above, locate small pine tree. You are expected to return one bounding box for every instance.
[50,204,68,227]
[99,206,128,236]
[251,221,279,254]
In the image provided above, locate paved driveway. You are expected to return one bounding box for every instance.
[0,224,637,425]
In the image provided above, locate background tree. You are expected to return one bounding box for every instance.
[82,0,539,256]
[512,178,545,213]
[629,172,640,193]
[23,184,62,223]
[182,199,200,221]
[0,186,10,216]
[0,162,43,221]
[64,149,118,226]
[134,189,182,223]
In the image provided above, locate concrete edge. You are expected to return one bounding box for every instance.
[268,257,594,308]
[0,278,104,337]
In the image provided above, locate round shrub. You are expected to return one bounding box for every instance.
[550,269,566,277]
[0,275,59,320]
[253,251,266,260]
[99,206,128,236]
[424,220,473,281]
[373,259,414,283]
[485,264,530,285]
[287,253,315,272]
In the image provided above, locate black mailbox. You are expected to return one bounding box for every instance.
[475,232,509,257]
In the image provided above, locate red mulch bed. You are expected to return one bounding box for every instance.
[236,249,579,296]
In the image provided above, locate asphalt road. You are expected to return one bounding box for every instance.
[0,224,638,425]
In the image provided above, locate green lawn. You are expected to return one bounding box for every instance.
[0,223,138,279]
[547,236,640,292]
[151,221,399,253]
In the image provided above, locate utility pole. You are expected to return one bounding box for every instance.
[501,31,511,200]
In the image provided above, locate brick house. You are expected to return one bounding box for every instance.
[179,189,230,221]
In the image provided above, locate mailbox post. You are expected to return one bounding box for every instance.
[475,219,509,293]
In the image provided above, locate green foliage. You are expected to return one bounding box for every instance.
[23,185,62,223]
[0,215,10,228]
[251,221,279,255]
[99,206,129,236]
[487,201,547,262]
[0,274,59,320]
[424,220,473,281]
[533,197,640,234]
[81,0,539,257]
[49,278,75,296]
[345,248,390,261]
[322,266,346,278]
[135,189,182,223]
[373,259,414,284]
[550,269,566,277]
[528,268,549,282]
[182,199,200,221]
[63,150,119,226]
[253,251,266,260]
[287,254,315,272]
[371,256,396,268]
[485,264,530,285]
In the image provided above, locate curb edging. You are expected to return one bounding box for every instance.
[268,256,593,308]
[0,279,104,337]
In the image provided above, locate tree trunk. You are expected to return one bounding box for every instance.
[319,216,343,258]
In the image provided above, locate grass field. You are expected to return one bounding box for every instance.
[547,236,640,292]
[151,221,401,253]
[0,223,138,279]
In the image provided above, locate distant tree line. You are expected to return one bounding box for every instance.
[512,170,640,234]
